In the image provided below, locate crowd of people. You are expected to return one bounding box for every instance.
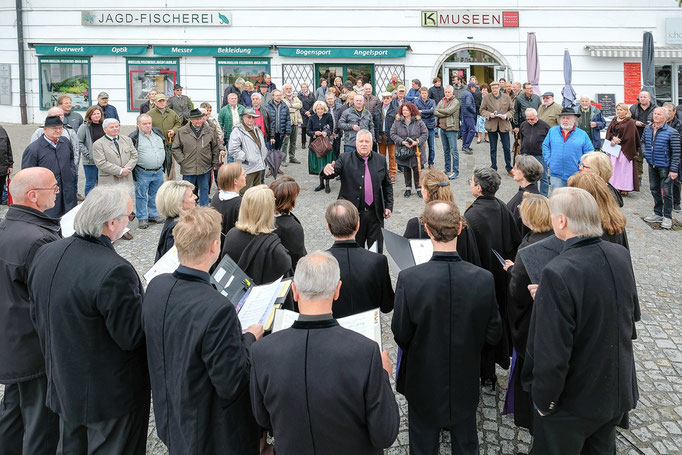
[0,72,673,455]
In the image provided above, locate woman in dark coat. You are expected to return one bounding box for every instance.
[270,176,307,270]
[390,102,428,198]
[504,193,554,432]
[403,169,481,266]
[568,172,630,250]
[221,185,293,285]
[507,155,544,236]
[307,101,335,193]
[210,163,246,253]
[605,103,640,194]
[298,83,316,148]
[155,180,197,261]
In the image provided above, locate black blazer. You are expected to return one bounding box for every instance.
[333,151,393,225]
[274,213,307,270]
[143,266,259,454]
[392,252,502,427]
[250,318,400,454]
[506,184,540,237]
[156,217,178,262]
[522,237,640,419]
[210,194,242,252]
[28,235,149,425]
[327,240,394,318]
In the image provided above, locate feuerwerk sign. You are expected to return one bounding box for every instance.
[81,10,232,26]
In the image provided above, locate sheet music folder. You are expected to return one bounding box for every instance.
[381,228,433,274]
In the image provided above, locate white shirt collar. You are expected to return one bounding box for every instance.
[218,190,240,201]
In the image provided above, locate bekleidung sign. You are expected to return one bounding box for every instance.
[421,10,519,28]
[81,10,232,26]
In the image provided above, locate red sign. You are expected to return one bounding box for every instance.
[624,62,642,105]
[502,12,519,27]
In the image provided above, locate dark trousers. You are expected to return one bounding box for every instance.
[408,407,479,455]
[271,133,285,151]
[0,376,59,455]
[404,166,420,189]
[357,208,383,253]
[648,164,673,218]
[301,127,308,147]
[488,131,512,172]
[56,404,149,455]
[461,117,476,148]
[533,410,621,455]
[673,176,681,206]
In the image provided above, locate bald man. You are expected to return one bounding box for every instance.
[0,167,61,454]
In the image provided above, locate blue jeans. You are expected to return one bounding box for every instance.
[134,168,164,220]
[183,170,211,206]
[550,176,569,193]
[344,145,357,154]
[525,154,549,196]
[649,164,673,219]
[461,117,476,148]
[488,131,512,171]
[426,128,435,165]
[83,164,98,196]
[440,130,459,175]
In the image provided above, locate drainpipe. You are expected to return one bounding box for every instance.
[16,0,27,124]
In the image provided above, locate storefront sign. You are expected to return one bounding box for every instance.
[666,18,682,44]
[81,10,231,27]
[623,62,642,104]
[278,47,406,59]
[596,93,616,117]
[421,10,519,28]
[35,45,147,56]
[153,46,269,57]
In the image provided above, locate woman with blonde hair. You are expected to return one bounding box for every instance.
[241,81,255,107]
[155,180,197,260]
[221,185,292,284]
[210,162,246,251]
[605,102,640,194]
[568,171,629,249]
[580,151,623,207]
[402,169,481,266]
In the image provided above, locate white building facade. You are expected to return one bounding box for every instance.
[1,0,682,124]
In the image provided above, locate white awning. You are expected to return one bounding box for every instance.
[585,45,682,59]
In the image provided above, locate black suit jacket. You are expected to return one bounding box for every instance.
[327,240,394,318]
[333,151,393,224]
[392,252,502,426]
[274,213,307,270]
[506,184,540,237]
[28,235,149,424]
[522,237,640,420]
[250,319,400,455]
[143,266,259,454]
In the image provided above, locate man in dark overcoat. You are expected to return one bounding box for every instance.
[392,200,502,455]
[21,115,76,217]
[323,129,393,252]
[27,185,149,454]
[0,168,61,454]
[522,187,640,454]
[250,251,400,455]
[142,207,263,454]
[325,200,394,318]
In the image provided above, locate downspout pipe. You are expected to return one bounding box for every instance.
[16,0,27,124]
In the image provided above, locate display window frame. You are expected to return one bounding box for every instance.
[314,63,375,90]
[215,57,271,108]
[38,56,91,111]
[126,58,180,112]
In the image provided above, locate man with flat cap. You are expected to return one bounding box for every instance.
[0,168,61,454]
[228,107,269,194]
[250,251,400,454]
[325,199,394,318]
[167,83,194,125]
[538,92,562,127]
[21,115,76,217]
[96,91,119,121]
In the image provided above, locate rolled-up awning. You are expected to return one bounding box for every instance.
[585,45,682,59]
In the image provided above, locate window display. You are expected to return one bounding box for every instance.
[216,58,270,106]
[39,57,90,110]
[127,58,179,111]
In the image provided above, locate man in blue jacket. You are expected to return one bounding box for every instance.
[406,79,421,104]
[542,107,594,193]
[459,87,477,154]
[642,107,681,229]
[96,92,119,121]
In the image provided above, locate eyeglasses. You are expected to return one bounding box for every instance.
[579,163,590,170]
[119,212,136,222]
[31,184,60,193]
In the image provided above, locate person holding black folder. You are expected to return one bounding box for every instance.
[143,207,263,454]
[392,201,502,455]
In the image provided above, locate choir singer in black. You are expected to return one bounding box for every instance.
[392,201,502,455]
[323,129,393,252]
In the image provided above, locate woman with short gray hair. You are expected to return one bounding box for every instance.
[154,180,197,261]
[507,155,544,235]
[464,166,522,389]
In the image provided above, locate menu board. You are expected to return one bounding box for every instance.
[597,93,616,117]
[623,62,642,105]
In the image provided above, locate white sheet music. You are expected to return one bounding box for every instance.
[272,308,300,332]
[602,141,621,157]
[59,204,82,238]
[409,239,433,265]
[144,245,179,283]
[238,277,282,331]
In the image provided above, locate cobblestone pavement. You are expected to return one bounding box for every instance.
[2,123,681,454]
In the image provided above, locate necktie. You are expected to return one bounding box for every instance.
[112,137,119,152]
[363,156,373,206]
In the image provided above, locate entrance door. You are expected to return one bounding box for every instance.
[444,65,468,86]
[316,64,374,89]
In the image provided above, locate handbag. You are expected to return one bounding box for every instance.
[395,143,416,161]
[310,134,333,158]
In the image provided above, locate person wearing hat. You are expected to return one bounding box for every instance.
[21,115,77,217]
[541,107,594,192]
[538,92,562,127]
[148,93,182,179]
[390,84,407,111]
[227,108,269,194]
[173,109,222,206]
[96,91,119,121]
[167,84,194,125]
[373,91,398,182]
[480,81,515,175]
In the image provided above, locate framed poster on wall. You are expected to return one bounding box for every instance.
[126,58,180,111]
[38,57,91,110]
[216,58,270,107]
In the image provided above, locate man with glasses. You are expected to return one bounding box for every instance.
[22,115,76,217]
[28,185,149,455]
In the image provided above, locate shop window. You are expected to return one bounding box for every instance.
[375,64,405,94]
[655,64,672,106]
[127,58,179,112]
[314,64,375,91]
[216,58,271,107]
[282,64,315,92]
[38,57,90,110]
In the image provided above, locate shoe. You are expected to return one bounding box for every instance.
[416,189,422,198]
[662,218,673,229]
[674,204,681,212]
[644,214,664,223]
[325,180,331,194]
[265,170,272,178]
[507,170,514,176]
[448,172,458,180]
[428,164,434,170]
[289,158,301,164]
[138,220,148,229]
[149,216,164,224]
[335,176,341,181]
[282,162,288,167]
[434,132,439,138]
[404,189,411,198]
[76,193,85,201]
[464,147,473,155]
[121,232,134,240]
[277,169,284,175]
[485,138,489,143]
[314,183,325,192]
[477,139,482,144]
